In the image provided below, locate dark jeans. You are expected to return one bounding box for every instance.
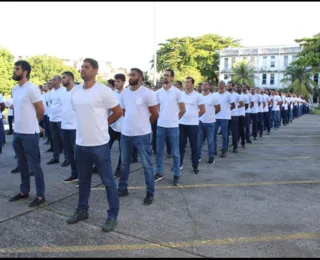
[132,145,138,161]
[61,129,77,178]
[283,109,289,125]
[49,121,66,160]
[8,115,14,133]
[109,127,121,170]
[1,119,5,144]
[119,134,154,194]
[258,112,264,137]
[263,112,270,133]
[214,119,229,151]
[238,116,245,145]
[156,126,180,177]
[245,113,251,141]
[13,133,45,197]
[43,115,50,139]
[251,113,258,138]
[179,124,199,168]
[228,116,239,149]
[75,143,119,220]
[198,121,215,160]
[152,121,171,155]
[0,119,4,153]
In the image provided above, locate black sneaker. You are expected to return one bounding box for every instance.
[246,139,252,144]
[67,208,89,224]
[63,176,78,184]
[232,149,238,153]
[11,166,20,174]
[114,168,120,179]
[241,144,246,149]
[30,172,34,176]
[118,188,129,197]
[143,192,154,205]
[46,148,53,152]
[207,158,215,164]
[267,132,270,135]
[102,217,117,232]
[9,193,29,202]
[28,197,45,208]
[61,160,70,167]
[172,176,180,186]
[154,173,164,182]
[193,167,199,174]
[220,150,227,158]
[253,137,257,140]
[47,158,59,165]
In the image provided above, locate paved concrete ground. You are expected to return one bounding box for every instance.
[0,114,320,257]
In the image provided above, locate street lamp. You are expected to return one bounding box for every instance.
[153,1,157,87]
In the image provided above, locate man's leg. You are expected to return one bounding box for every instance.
[167,127,180,177]
[151,121,157,154]
[251,114,258,138]
[206,122,215,160]
[179,124,188,168]
[93,143,119,220]
[221,119,229,154]
[197,121,205,160]
[0,119,3,153]
[189,125,199,170]
[231,116,239,150]
[258,112,264,137]
[245,114,251,142]
[155,126,167,176]
[8,116,13,134]
[119,135,134,192]
[238,116,245,145]
[62,130,78,180]
[213,120,220,154]
[50,122,60,161]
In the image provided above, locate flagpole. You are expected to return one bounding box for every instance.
[153,1,157,87]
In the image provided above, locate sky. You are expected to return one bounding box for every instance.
[0,2,319,71]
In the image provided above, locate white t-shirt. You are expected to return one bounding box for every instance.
[179,90,204,125]
[5,97,14,116]
[258,94,264,113]
[49,87,66,122]
[238,94,247,116]
[215,91,233,120]
[272,95,281,111]
[120,86,157,136]
[199,93,220,123]
[110,90,124,132]
[230,92,243,117]
[283,96,288,110]
[157,86,183,128]
[12,81,41,134]
[0,94,4,119]
[263,94,270,112]
[61,89,77,130]
[41,93,47,116]
[250,94,260,114]
[71,82,119,146]
[245,93,252,113]
[45,91,52,118]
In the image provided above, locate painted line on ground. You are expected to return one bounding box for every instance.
[91,180,320,191]
[1,232,319,254]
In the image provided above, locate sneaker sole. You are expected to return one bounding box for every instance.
[102,223,117,232]
[208,161,216,165]
[67,216,89,225]
[63,179,79,184]
[154,176,164,182]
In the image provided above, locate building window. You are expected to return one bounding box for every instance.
[224,74,228,80]
[271,56,275,68]
[284,55,288,67]
[263,56,267,69]
[292,55,297,62]
[314,74,319,85]
[262,74,267,85]
[270,74,275,85]
[224,58,228,69]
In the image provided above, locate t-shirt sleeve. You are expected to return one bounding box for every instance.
[102,87,119,109]
[176,90,183,103]
[0,95,4,103]
[197,94,204,106]
[145,90,158,107]
[28,86,42,104]
[228,94,234,104]
[156,91,161,105]
[213,94,219,106]
[238,94,243,102]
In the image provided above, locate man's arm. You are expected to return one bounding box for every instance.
[250,101,254,108]
[149,105,159,124]
[108,104,123,126]
[198,104,205,117]
[0,102,5,112]
[230,102,236,110]
[33,101,45,122]
[214,104,221,114]
[178,102,186,119]
[238,100,244,108]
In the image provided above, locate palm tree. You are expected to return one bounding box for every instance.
[231,60,257,86]
[281,64,317,100]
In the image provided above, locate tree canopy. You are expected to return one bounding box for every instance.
[0,49,15,95]
[151,34,240,84]
[231,60,257,86]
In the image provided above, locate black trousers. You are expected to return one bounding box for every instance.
[8,116,14,133]
[238,116,245,145]
[263,112,270,133]
[245,113,251,141]
[228,116,239,149]
[49,121,63,160]
[251,113,258,138]
[179,124,199,169]
[109,127,121,170]
[258,112,264,137]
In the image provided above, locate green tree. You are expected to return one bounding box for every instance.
[151,34,240,84]
[174,66,205,86]
[281,64,317,100]
[231,60,257,85]
[293,33,320,73]
[26,55,81,86]
[96,75,107,85]
[0,48,15,95]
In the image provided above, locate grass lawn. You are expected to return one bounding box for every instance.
[311,107,320,114]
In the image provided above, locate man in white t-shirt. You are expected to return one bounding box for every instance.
[236,84,246,148]
[214,81,235,157]
[47,75,67,166]
[67,58,123,232]
[40,84,49,142]
[263,89,272,135]
[154,69,186,186]
[118,68,159,205]
[198,81,220,163]
[45,80,53,148]
[8,60,46,207]
[242,85,252,144]
[60,71,78,184]
[287,93,293,123]
[271,90,281,130]
[227,82,244,153]
[250,87,260,140]
[258,88,266,138]
[0,93,5,153]
[179,77,205,173]
[109,73,126,179]
[5,94,14,135]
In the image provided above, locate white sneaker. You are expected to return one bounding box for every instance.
[180,165,183,170]
[198,158,201,162]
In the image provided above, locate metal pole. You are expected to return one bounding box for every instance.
[153,1,157,87]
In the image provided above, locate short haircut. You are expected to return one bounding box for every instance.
[131,68,143,78]
[83,58,99,69]
[14,60,31,77]
[53,75,62,81]
[227,81,234,87]
[145,81,151,87]
[165,69,174,77]
[107,79,115,87]
[186,77,195,85]
[62,71,74,81]
[114,73,126,82]
[175,80,182,86]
